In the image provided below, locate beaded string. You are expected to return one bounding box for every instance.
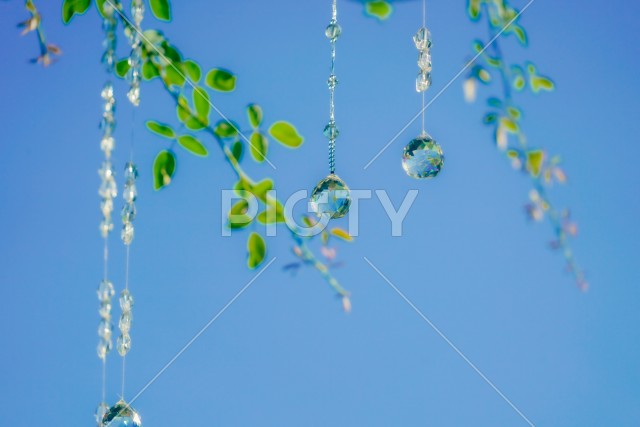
[415,0,432,135]
[95,2,117,424]
[325,0,341,175]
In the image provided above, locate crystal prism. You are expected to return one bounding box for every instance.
[402,133,444,179]
[413,27,432,51]
[117,334,131,356]
[119,289,134,311]
[309,174,351,219]
[102,400,142,427]
[416,71,432,92]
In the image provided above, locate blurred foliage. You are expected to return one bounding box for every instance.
[463,0,587,290]
[17,0,61,66]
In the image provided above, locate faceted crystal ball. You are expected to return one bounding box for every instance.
[309,174,351,219]
[402,133,444,179]
[102,400,142,427]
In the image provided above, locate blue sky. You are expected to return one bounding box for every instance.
[0,0,639,425]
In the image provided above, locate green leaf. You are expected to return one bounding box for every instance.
[530,76,555,93]
[176,96,204,131]
[165,65,186,87]
[229,200,252,229]
[330,227,353,242]
[365,1,393,20]
[500,117,519,133]
[247,232,266,269]
[205,68,236,92]
[193,87,210,124]
[181,60,201,82]
[483,113,498,125]
[467,0,482,20]
[253,179,274,202]
[249,132,268,163]
[62,0,91,24]
[477,68,491,84]
[231,140,244,163]
[149,0,171,21]
[472,39,484,53]
[269,121,304,148]
[178,135,208,157]
[513,75,526,91]
[526,150,544,177]
[214,120,240,138]
[153,150,176,190]
[507,106,522,121]
[161,42,182,63]
[142,61,160,80]
[512,25,528,46]
[143,29,165,46]
[247,104,263,128]
[484,55,502,68]
[146,121,176,138]
[115,59,130,78]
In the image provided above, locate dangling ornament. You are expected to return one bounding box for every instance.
[310,0,351,218]
[102,400,142,427]
[402,1,445,179]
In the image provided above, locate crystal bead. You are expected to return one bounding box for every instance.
[127,85,140,107]
[99,162,114,180]
[119,289,134,311]
[97,338,112,359]
[323,122,339,140]
[117,334,131,356]
[309,174,351,219]
[99,178,117,199]
[97,280,115,302]
[102,400,142,427]
[95,402,109,426]
[121,203,136,223]
[325,21,342,42]
[327,74,338,89]
[124,162,138,182]
[101,136,115,154]
[416,70,432,92]
[99,302,112,319]
[101,83,114,100]
[418,51,432,71]
[123,184,137,203]
[98,320,113,340]
[122,223,134,245]
[402,133,444,179]
[99,219,113,238]
[413,27,432,50]
[119,312,132,333]
[101,198,114,217]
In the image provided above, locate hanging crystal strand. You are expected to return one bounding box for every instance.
[309,0,351,219]
[126,0,144,106]
[96,3,117,425]
[402,0,444,179]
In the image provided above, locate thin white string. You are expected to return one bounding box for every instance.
[421,0,427,134]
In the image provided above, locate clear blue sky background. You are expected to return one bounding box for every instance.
[1,0,639,425]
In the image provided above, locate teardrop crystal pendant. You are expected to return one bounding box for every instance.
[310,174,351,219]
[102,400,142,427]
[402,133,444,179]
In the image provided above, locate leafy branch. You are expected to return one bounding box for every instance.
[17,0,61,66]
[464,0,587,290]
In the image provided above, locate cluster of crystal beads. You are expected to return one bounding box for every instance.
[121,163,137,245]
[126,0,144,106]
[97,279,115,360]
[99,83,117,237]
[310,0,351,219]
[117,287,134,356]
[101,3,116,73]
[102,400,142,427]
[414,27,432,92]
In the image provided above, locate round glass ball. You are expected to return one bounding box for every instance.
[102,400,142,427]
[309,174,351,219]
[402,133,444,179]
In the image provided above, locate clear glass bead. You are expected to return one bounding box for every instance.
[102,400,142,427]
[98,162,114,180]
[121,203,136,223]
[416,70,432,92]
[131,0,145,26]
[99,302,112,319]
[418,51,432,72]
[127,85,140,107]
[327,74,338,89]
[413,27,432,51]
[101,83,114,100]
[402,133,444,179]
[117,334,131,356]
[97,280,115,302]
[101,198,114,217]
[309,174,351,219]
[119,312,132,333]
[123,184,137,203]
[124,162,138,182]
[122,223,134,245]
[95,402,109,426]
[323,122,339,140]
[98,320,113,340]
[325,21,342,42]
[99,178,117,199]
[99,219,113,238]
[97,338,112,360]
[101,136,115,154]
[120,289,134,311]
